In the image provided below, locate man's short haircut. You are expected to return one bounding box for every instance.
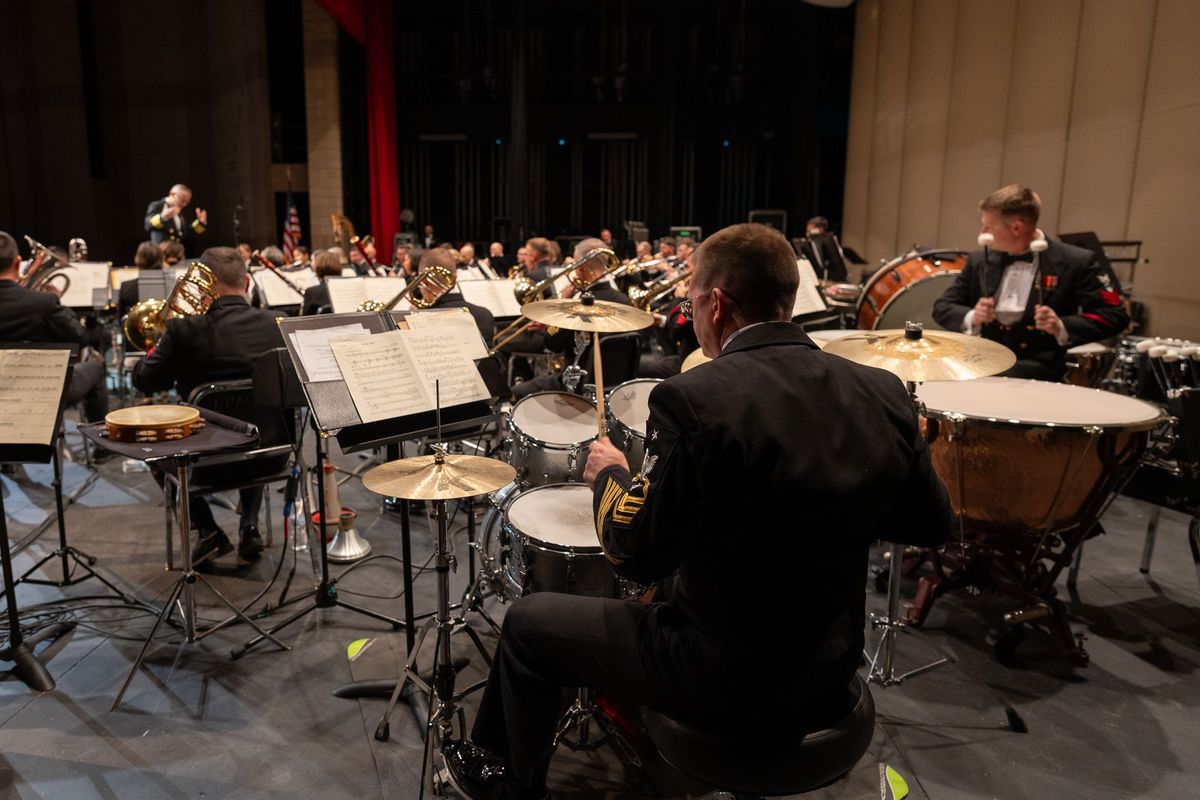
[170,183,191,195]
[573,237,606,261]
[693,223,799,323]
[260,246,286,267]
[200,246,247,289]
[806,216,829,231]
[0,232,18,267]
[979,184,1041,227]
[658,236,677,249]
[526,237,552,261]
[313,248,342,279]
[419,248,457,272]
[135,241,163,270]
[294,245,309,257]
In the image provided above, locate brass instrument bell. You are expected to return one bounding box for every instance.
[123,261,219,350]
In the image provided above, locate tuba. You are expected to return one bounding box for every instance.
[358,264,457,312]
[123,261,218,350]
[21,236,73,295]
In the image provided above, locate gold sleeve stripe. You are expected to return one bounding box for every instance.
[149,213,163,228]
[192,220,206,233]
[595,477,625,565]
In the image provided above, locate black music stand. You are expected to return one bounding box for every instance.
[78,407,293,709]
[0,344,77,691]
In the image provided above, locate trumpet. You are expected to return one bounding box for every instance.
[123,261,218,350]
[21,236,73,295]
[628,267,692,311]
[491,247,622,353]
[358,264,456,312]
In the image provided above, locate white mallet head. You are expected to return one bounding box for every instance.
[977,233,994,248]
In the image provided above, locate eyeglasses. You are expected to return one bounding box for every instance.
[679,288,736,321]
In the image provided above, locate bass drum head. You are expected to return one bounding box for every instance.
[873,272,957,331]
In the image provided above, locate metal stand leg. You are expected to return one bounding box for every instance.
[1140,505,1162,574]
[112,463,291,710]
[866,541,952,687]
[1068,542,1084,589]
[0,490,60,692]
[232,432,404,660]
[553,687,644,768]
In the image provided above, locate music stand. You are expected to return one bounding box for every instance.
[233,314,496,659]
[77,406,293,709]
[0,345,77,691]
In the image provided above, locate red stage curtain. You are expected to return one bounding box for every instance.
[316,0,399,253]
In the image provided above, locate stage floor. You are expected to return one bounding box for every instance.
[2,425,1199,799]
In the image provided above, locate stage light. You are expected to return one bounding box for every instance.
[721,139,731,148]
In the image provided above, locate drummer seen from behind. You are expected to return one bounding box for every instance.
[932,184,1128,382]
[442,222,954,800]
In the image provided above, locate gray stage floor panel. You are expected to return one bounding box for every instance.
[2,439,1199,799]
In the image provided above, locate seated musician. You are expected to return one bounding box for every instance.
[160,240,185,267]
[635,240,652,262]
[509,238,631,400]
[291,245,310,266]
[638,241,699,378]
[445,223,954,800]
[0,231,110,423]
[800,215,848,283]
[132,247,286,566]
[118,241,164,321]
[301,248,343,316]
[933,184,1129,381]
[494,238,558,378]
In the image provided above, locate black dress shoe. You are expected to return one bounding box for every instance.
[443,740,549,800]
[238,525,265,560]
[193,529,233,568]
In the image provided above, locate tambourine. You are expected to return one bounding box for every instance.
[104,405,205,443]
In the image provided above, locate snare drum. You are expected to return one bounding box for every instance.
[856,249,966,330]
[918,378,1162,536]
[498,483,618,599]
[508,392,598,486]
[1064,342,1115,388]
[606,378,660,473]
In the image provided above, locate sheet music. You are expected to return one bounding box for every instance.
[458,279,523,317]
[404,308,488,360]
[253,266,318,307]
[288,323,371,382]
[328,332,429,422]
[0,349,70,445]
[325,277,409,313]
[329,327,490,423]
[792,258,828,318]
[111,267,139,289]
[401,327,491,408]
[57,262,110,308]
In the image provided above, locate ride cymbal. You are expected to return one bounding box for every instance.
[822,328,1016,383]
[681,348,712,373]
[520,297,654,333]
[362,454,516,500]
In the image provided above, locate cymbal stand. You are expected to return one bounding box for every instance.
[866,374,953,686]
[371,385,494,799]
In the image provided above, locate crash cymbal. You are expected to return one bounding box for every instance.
[362,454,516,500]
[681,348,712,373]
[521,297,654,333]
[822,327,1016,382]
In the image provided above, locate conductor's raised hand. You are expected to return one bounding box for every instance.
[584,437,628,489]
[195,208,208,225]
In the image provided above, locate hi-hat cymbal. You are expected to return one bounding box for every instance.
[521,297,654,333]
[681,348,712,373]
[822,328,1016,382]
[362,454,516,500]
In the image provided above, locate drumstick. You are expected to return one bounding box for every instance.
[592,331,606,439]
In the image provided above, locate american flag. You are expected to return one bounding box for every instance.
[281,192,302,261]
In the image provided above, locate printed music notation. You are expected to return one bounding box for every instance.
[457,279,523,317]
[325,276,410,313]
[328,328,490,424]
[404,308,489,359]
[252,266,319,308]
[792,258,828,318]
[0,349,70,446]
[287,323,372,383]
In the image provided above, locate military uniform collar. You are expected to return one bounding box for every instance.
[718,320,816,358]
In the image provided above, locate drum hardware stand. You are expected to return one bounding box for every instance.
[553,687,644,768]
[113,460,292,709]
[231,427,406,661]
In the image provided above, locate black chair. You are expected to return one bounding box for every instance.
[163,378,297,566]
[578,331,643,388]
[643,673,876,797]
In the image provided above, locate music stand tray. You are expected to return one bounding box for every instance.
[78,406,294,710]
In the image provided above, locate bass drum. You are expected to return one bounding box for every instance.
[856,249,966,330]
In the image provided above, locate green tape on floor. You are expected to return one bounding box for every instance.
[880,764,909,800]
[347,638,374,661]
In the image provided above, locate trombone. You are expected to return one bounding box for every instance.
[627,267,692,311]
[491,246,622,353]
[358,264,457,312]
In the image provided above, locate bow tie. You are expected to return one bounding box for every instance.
[996,251,1034,267]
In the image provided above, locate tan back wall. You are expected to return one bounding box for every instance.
[843,0,1200,339]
